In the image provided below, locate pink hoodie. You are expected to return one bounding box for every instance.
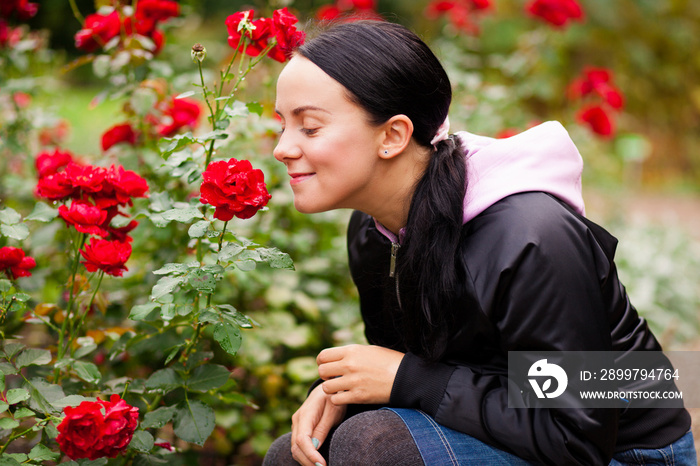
[375,121,586,243]
[459,120,585,223]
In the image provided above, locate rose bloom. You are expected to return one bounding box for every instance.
[65,163,107,195]
[577,104,614,138]
[101,123,137,151]
[568,67,624,110]
[135,0,179,24]
[155,96,201,137]
[80,238,132,277]
[57,394,139,461]
[96,164,149,208]
[35,148,74,178]
[35,170,74,200]
[0,0,38,20]
[525,0,584,28]
[0,246,36,279]
[268,8,305,63]
[200,158,272,221]
[58,200,110,237]
[74,10,121,52]
[225,10,274,57]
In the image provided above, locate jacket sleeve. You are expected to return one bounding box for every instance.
[389,193,620,465]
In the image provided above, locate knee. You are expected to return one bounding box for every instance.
[263,432,296,466]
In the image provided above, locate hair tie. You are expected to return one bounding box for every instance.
[430,116,450,148]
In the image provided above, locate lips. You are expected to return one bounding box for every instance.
[288,172,315,185]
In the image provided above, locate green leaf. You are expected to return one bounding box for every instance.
[28,443,60,462]
[148,192,173,213]
[160,132,198,156]
[6,388,30,404]
[187,269,219,293]
[0,278,12,292]
[246,101,264,116]
[51,395,94,410]
[145,368,183,393]
[150,276,186,301]
[0,401,8,414]
[0,456,23,466]
[213,323,242,356]
[218,243,245,262]
[16,348,51,368]
[0,223,29,240]
[258,247,295,270]
[188,220,211,238]
[0,363,18,375]
[234,260,256,271]
[133,454,169,465]
[153,263,189,276]
[11,292,30,302]
[24,378,65,413]
[186,364,230,392]
[13,407,34,418]
[25,202,58,222]
[2,342,25,358]
[0,417,20,430]
[128,430,155,452]
[214,118,230,130]
[141,406,176,429]
[0,207,21,225]
[173,399,215,446]
[160,207,204,223]
[129,302,160,321]
[73,361,101,384]
[199,130,228,142]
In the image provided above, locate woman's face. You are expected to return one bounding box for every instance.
[274,55,386,214]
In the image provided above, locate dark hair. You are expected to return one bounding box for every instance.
[298,21,466,360]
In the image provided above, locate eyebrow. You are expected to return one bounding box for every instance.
[274,105,331,117]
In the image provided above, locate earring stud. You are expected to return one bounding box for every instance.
[384,150,389,155]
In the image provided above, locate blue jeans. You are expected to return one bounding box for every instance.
[385,408,697,465]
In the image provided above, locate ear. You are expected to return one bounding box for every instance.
[378,115,413,159]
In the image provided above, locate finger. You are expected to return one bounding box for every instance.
[321,377,349,395]
[293,434,326,466]
[317,361,345,380]
[316,345,351,365]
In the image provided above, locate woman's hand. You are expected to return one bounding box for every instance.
[316,344,405,405]
[291,384,346,466]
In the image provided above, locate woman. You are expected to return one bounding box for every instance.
[264,20,694,466]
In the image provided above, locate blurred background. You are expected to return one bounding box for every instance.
[2,0,699,463]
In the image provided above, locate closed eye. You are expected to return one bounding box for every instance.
[302,128,319,136]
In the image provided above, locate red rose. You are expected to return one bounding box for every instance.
[0,246,36,279]
[74,10,121,52]
[200,158,272,221]
[35,170,74,200]
[57,394,139,461]
[316,5,342,20]
[95,165,149,208]
[0,0,38,20]
[135,0,179,24]
[58,200,110,237]
[156,96,201,137]
[577,104,614,137]
[268,8,305,63]
[525,0,584,28]
[101,123,137,151]
[65,163,107,195]
[35,148,74,178]
[80,238,132,276]
[225,10,273,56]
[0,20,9,48]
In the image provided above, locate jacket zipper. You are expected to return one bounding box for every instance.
[390,242,402,310]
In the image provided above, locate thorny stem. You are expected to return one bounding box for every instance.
[55,232,86,382]
[68,0,85,24]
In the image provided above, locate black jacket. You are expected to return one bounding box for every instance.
[346,192,690,465]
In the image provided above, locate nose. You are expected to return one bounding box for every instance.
[273,131,302,163]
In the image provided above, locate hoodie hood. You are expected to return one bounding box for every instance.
[373,121,586,243]
[459,120,585,224]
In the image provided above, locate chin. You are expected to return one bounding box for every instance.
[293,197,332,214]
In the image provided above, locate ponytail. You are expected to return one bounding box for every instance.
[399,135,466,360]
